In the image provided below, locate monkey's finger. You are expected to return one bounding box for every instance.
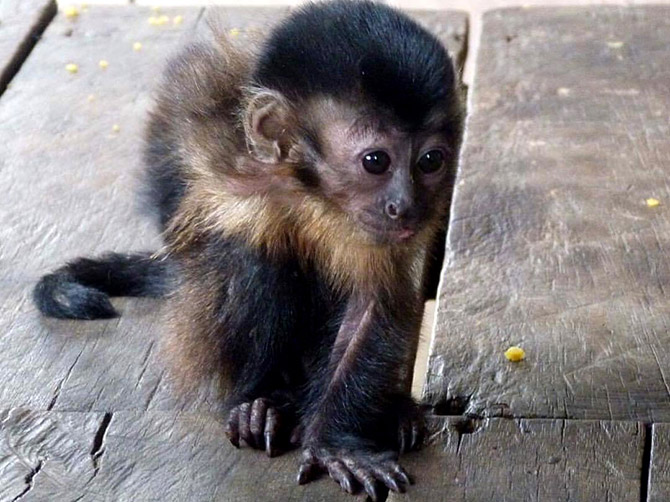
[326,459,357,494]
[225,406,241,448]
[238,402,254,448]
[391,463,413,486]
[369,464,407,494]
[398,421,410,453]
[250,398,268,449]
[411,420,424,450]
[265,407,279,457]
[350,465,385,502]
[297,448,321,484]
[297,461,320,485]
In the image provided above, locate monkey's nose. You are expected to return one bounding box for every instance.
[385,201,404,219]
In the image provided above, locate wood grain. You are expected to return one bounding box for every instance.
[397,417,644,502]
[426,6,670,422]
[0,410,643,501]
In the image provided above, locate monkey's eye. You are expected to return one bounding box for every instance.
[362,151,391,174]
[417,149,445,174]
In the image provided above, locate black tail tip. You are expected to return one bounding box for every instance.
[33,273,119,320]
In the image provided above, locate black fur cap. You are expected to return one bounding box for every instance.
[253,0,456,129]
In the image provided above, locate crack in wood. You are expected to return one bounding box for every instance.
[10,459,43,502]
[433,394,472,416]
[0,1,57,95]
[640,423,652,502]
[134,341,156,390]
[47,348,85,411]
[90,412,113,480]
[144,374,163,411]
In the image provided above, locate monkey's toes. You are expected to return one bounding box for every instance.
[297,446,412,501]
[225,398,282,457]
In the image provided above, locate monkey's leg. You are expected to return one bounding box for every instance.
[297,288,425,501]
[167,238,317,456]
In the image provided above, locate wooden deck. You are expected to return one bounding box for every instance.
[0,3,668,501]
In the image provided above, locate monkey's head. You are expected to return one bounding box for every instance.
[244,0,462,245]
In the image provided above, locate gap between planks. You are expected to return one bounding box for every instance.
[0,1,57,95]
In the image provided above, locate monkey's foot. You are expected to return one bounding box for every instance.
[297,446,412,502]
[225,398,290,457]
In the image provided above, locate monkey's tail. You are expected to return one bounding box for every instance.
[33,252,171,320]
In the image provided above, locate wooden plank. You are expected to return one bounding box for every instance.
[426,6,670,422]
[0,7,466,416]
[0,0,56,92]
[649,423,670,502]
[398,417,644,502]
[0,409,643,501]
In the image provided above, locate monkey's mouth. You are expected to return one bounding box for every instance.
[356,216,417,242]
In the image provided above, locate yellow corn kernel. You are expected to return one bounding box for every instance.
[152,6,161,13]
[133,42,142,52]
[64,6,79,19]
[504,346,526,362]
[173,15,184,25]
[646,198,661,208]
[98,59,109,69]
[65,63,78,74]
[112,124,120,133]
[229,28,240,37]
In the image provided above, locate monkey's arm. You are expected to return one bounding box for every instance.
[298,281,425,499]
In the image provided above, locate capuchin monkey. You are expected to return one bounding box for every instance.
[34,1,463,499]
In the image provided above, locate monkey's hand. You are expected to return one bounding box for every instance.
[225,398,292,457]
[297,444,412,501]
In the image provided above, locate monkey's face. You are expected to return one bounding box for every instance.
[307,106,456,245]
[244,93,458,245]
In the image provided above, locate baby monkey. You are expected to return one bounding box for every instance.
[34,1,462,500]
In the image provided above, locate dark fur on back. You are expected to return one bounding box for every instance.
[254,0,455,129]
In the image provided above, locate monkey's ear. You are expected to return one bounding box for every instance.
[244,89,297,164]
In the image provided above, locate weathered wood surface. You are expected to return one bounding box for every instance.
[426,6,670,422]
[400,417,644,502]
[0,411,644,501]
[0,0,56,92]
[649,423,670,502]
